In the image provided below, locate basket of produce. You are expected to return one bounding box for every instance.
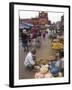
[34,65,53,78]
[40,65,48,74]
[52,42,63,50]
[36,59,48,65]
[48,56,55,61]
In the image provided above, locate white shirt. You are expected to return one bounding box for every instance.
[24,52,35,66]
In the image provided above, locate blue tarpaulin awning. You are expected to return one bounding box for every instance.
[20,24,30,29]
[24,23,33,27]
[19,22,33,30]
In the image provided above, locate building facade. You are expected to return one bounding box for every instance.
[20,11,48,26]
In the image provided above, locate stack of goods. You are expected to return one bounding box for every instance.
[35,65,53,79]
[52,41,63,50]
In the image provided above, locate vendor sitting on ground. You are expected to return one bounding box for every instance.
[24,48,36,71]
[55,53,64,76]
[49,53,64,77]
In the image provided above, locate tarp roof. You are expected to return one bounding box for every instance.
[19,23,33,29]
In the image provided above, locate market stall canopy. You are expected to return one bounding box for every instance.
[24,22,34,27]
[19,23,34,30]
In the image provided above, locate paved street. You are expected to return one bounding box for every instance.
[19,33,56,79]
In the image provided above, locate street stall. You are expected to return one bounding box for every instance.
[20,22,33,31]
[47,55,60,77]
[34,54,63,78]
[49,33,64,74]
[51,33,64,57]
[52,39,63,50]
[34,65,53,78]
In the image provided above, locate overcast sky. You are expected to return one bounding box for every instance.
[19,11,64,23]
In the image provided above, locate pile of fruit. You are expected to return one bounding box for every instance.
[34,65,53,78]
[52,41,63,50]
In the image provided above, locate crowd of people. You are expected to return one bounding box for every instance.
[20,27,64,78]
[20,28,48,52]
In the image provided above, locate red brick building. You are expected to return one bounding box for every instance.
[20,11,48,26]
[39,11,48,25]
